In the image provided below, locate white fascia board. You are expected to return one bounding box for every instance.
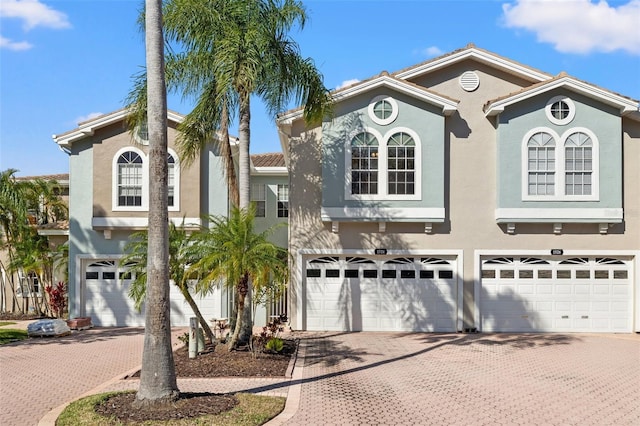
[495,208,623,223]
[53,110,186,147]
[395,48,551,82]
[277,77,459,126]
[92,217,201,229]
[333,76,458,116]
[321,206,445,222]
[37,229,69,236]
[252,166,288,176]
[485,78,639,117]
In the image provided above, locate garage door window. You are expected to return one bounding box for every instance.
[400,270,415,279]
[86,271,99,280]
[382,270,397,278]
[439,270,454,279]
[363,270,378,278]
[345,269,358,278]
[326,269,340,278]
[306,269,321,278]
[420,270,435,279]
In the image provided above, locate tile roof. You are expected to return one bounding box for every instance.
[15,173,69,182]
[251,152,285,167]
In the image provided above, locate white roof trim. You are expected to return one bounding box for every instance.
[92,216,201,229]
[252,166,288,175]
[321,206,445,222]
[485,77,639,117]
[495,208,623,223]
[395,47,551,82]
[278,75,458,125]
[53,110,185,146]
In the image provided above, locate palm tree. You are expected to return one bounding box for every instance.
[135,0,179,406]
[127,0,331,344]
[189,206,287,350]
[122,222,217,344]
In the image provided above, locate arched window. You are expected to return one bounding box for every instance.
[527,131,556,196]
[387,132,415,195]
[167,152,176,207]
[564,132,593,196]
[351,132,379,195]
[117,151,143,206]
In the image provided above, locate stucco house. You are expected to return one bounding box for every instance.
[53,109,288,327]
[277,44,640,334]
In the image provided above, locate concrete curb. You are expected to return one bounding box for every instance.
[264,341,305,425]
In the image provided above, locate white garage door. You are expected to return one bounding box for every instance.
[305,256,458,332]
[480,256,632,332]
[84,260,216,327]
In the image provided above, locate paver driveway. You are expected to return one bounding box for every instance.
[279,332,640,426]
[1,328,639,426]
[0,326,153,426]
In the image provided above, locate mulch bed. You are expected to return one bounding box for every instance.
[95,339,297,422]
[95,392,238,423]
[129,339,297,378]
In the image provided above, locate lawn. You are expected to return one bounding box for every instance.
[0,327,28,344]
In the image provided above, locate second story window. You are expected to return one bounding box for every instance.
[117,151,143,207]
[351,132,379,195]
[387,132,415,195]
[565,132,592,196]
[251,183,266,217]
[277,184,289,218]
[527,131,556,196]
[522,127,598,201]
[168,153,176,207]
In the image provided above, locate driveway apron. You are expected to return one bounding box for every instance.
[0,327,150,426]
[280,332,640,426]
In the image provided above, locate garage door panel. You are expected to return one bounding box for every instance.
[481,256,631,333]
[305,256,457,332]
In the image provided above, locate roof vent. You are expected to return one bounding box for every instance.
[459,71,480,92]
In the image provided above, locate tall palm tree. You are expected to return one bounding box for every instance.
[127,0,331,344]
[135,0,179,406]
[122,222,217,344]
[189,206,288,350]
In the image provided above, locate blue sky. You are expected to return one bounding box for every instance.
[1,0,639,177]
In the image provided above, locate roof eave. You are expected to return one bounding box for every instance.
[485,78,640,117]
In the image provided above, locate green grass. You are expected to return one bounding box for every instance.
[0,328,28,344]
[0,321,17,327]
[57,392,286,426]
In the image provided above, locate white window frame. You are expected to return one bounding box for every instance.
[277,184,289,218]
[521,127,599,201]
[545,96,576,126]
[251,183,267,217]
[112,146,147,211]
[368,95,399,126]
[112,146,181,211]
[345,126,421,201]
[167,148,180,211]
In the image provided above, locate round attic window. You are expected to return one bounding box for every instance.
[368,95,398,125]
[459,71,480,92]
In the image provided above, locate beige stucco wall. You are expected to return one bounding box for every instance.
[286,59,640,330]
[91,121,201,220]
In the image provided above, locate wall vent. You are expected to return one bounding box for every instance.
[459,71,480,92]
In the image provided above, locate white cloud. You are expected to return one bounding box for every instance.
[422,46,443,57]
[75,112,103,125]
[502,0,640,55]
[0,0,71,30]
[336,79,360,89]
[0,35,32,51]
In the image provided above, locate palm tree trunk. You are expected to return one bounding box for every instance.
[220,104,239,207]
[237,94,253,344]
[135,0,179,406]
[179,285,216,345]
[228,273,249,350]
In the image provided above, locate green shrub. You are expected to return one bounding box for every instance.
[265,337,284,353]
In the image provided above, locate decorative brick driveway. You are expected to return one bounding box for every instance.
[1,326,638,425]
[278,332,640,426]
